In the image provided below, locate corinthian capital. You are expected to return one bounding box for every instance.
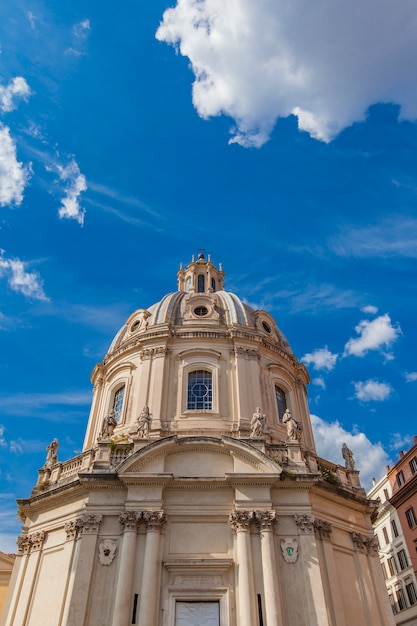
[119,510,142,531]
[229,510,254,531]
[255,510,277,530]
[294,514,314,533]
[143,510,166,530]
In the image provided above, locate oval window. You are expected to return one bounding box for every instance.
[262,321,271,333]
[194,306,209,317]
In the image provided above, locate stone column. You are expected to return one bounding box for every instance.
[60,520,84,626]
[111,511,142,626]
[230,511,256,626]
[294,515,330,626]
[66,514,103,626]
[137,511,166,626]
[313,518,345,626]
[255,510,282,626]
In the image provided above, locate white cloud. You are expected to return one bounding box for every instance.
[301,347,338,371]
[0,425,6,447]
[362,305,378,315]
[0,125,32,207]
[156,0,417,147]
[0,77,31,113]
[311,414,390,490]
[405,372,417,383]
[312,377,326,389]
[389,432,414,451]
[344,314,401,357]
[0,251,48,300]
[73,19,91,38]
[353,379,392,402]
[56,159,87,224]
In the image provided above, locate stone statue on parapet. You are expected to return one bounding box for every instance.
[250,407,266,438]
[137,406,152,438]
[282,409,302,442]
[100,410,117,440]
[44,438,59,469]
[342,443,355,471]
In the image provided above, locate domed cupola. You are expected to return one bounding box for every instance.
[84,255,314,455]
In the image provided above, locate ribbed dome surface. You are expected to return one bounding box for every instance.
[108,290,292,355]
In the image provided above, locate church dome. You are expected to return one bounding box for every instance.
[85,254,312,453]
[107,253,292,357]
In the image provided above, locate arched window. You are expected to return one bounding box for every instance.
[187,370,212,410]
[113,385,125,422]
[275,385,287,422]
[185,276,192,292]
[211,277,216,292]
[197,275,205,293]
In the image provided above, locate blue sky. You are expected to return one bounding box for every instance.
[1,0,417,551]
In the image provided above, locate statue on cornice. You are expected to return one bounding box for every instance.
[282,409,302,442]
[137,406,152,438]
[250,407,266,438]
[342,443,355,471]
[100,410,117,440]
[44,438,59,469]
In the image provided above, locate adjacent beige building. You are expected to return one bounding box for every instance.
[1,255,394,626]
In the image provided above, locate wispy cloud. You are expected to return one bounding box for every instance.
[405,372,417,383]
[0,390,91,417]
[0,251,48,300]
[344,313,401,358]
[312,376,326,389]
[0,77,31,113]
[73,19,91,39]
[301,347,338,371]
[0,125,32,207]
[353,379,393,402]
[389,432,414,451]
[330,218,417,259]
[311,414,390,490]
[56,159,87,224]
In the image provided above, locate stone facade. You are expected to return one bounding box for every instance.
[1,255,394,626]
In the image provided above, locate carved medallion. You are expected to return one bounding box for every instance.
[98,539,117,565]
[280,538,298,563]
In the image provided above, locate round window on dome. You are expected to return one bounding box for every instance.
[131,320,141,332]
[262,321,271,333]
[194,306,209,317]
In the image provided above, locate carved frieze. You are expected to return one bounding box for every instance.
[140,346,169,360]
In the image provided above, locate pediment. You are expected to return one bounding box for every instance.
[117,436,282,479]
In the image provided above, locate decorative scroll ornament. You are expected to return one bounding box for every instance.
[65,519,83,541]
[280,538,299,563]
[17,535,31,555]
[98,539,117,565]
[294,514,315,533]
